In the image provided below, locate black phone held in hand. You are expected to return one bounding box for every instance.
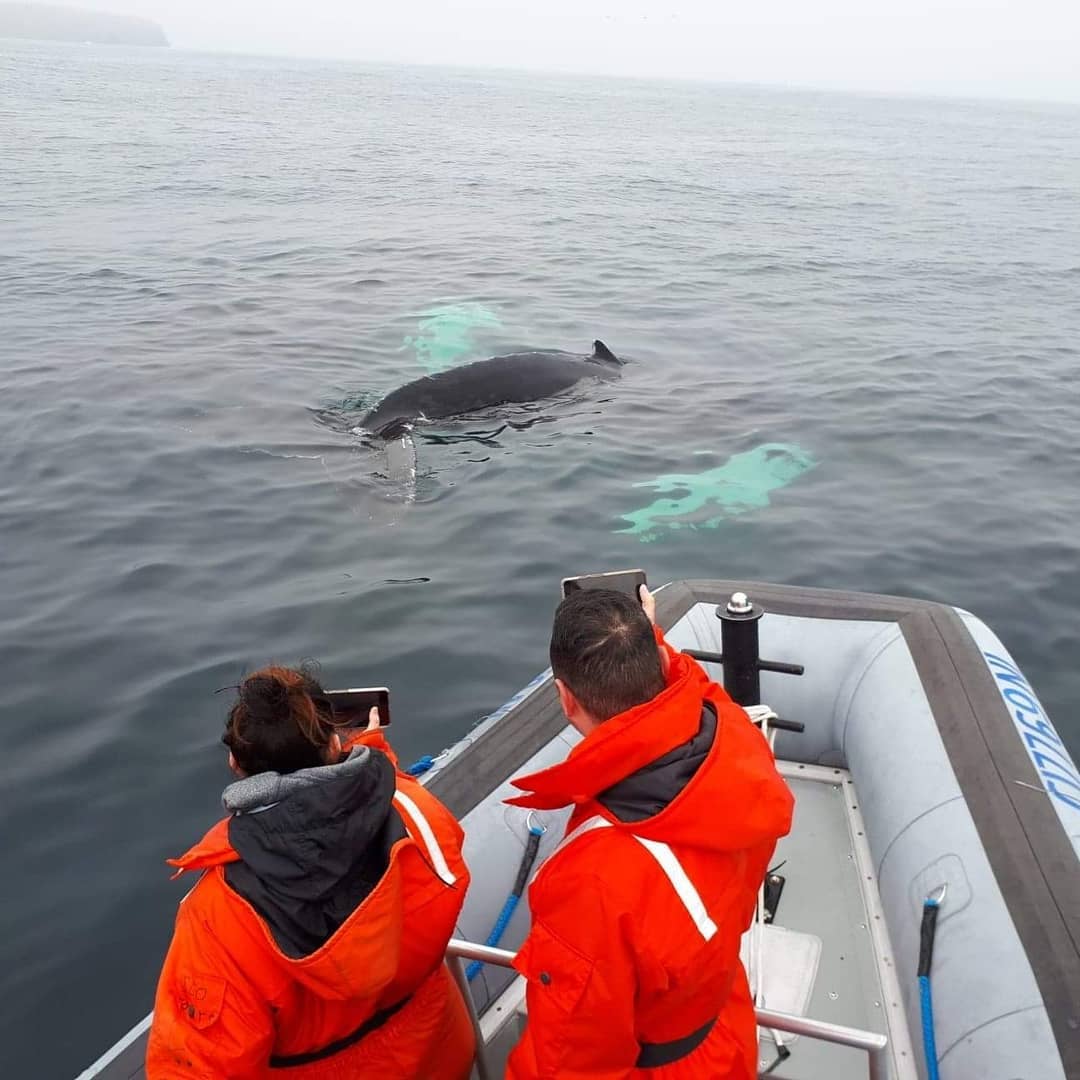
[561,568,647,603]
[326,687,391,727]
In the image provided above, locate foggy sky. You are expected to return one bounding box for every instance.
[71,0,1080,103]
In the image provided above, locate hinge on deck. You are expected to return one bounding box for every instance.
[763,872,785,924]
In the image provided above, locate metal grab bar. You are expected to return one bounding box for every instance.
[448,938,516,966]
[445,937,890,1080]
[756,1006,889,1079]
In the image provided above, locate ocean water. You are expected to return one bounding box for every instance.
[2,39,1079,1077]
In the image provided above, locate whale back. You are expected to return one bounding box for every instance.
[361,349,607,438]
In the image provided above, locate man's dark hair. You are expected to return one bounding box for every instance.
[550,588,665,722]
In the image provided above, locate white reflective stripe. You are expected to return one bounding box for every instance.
[631,834,718,941]
[553,813,612,855]
[554,815,717,942]
[392,790,456,885]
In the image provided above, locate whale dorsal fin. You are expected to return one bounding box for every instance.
[592,339,620,363]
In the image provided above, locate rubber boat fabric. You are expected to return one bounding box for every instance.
[505,628,795,1079]
[145,730,474,1079]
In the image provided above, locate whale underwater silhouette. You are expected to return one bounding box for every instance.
[359,339,623,439]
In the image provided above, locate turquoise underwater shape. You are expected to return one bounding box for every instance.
[617,443,817,542]
[403,303,502,374]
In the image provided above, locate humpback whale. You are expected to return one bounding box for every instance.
[360,340,622,439]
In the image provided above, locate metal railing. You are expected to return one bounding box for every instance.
[445,937,890,1080]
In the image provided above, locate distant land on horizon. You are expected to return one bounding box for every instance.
[0,1,167,46]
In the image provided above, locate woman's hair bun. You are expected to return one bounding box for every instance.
[224,665,334,776]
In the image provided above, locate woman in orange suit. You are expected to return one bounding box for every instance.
[146,665,474,1079]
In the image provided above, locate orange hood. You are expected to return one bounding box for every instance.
[509,639,793,854]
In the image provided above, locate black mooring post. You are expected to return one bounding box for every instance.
[717,591,765,706]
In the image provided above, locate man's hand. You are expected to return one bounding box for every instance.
[639,583,656,626]
[366,706,383,731]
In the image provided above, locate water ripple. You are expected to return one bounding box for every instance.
[2,39,1080,1078]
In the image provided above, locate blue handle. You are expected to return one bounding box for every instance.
[918,895,941,976]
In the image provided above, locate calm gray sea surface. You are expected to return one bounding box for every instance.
[1,40,1079,1077]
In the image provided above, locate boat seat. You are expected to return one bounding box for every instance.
[740,923,823,1046]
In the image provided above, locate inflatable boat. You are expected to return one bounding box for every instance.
[78,580,1080,1080]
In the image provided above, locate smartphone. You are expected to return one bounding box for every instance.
[561,568,647,603]
[325,687,391,727]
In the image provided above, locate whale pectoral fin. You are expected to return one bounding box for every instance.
[591,339,621,364]
[383,433,419,504]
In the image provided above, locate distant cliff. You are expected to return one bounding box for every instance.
[0,2,168,46]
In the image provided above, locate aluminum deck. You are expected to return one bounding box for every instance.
[756,765,910,1079]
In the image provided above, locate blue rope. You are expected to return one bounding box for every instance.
[917,888,944,1080]
[919,975,940,1080]
[466,824,545,982]
[466,893,521,981]
[405,755,435,776]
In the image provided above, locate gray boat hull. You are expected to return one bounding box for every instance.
[79,580,1080,1080]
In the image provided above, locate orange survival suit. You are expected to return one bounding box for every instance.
[146,730,474,1079]
[506,630,794,1079]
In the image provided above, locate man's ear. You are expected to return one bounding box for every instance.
[658,644,671,679]
[556,678,600,737]
[328,732,343,762]
[554,677,578,721]
[228,752,245,778]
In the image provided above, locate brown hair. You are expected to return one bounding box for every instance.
[550,588,665,722]
[222,664,338,776]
